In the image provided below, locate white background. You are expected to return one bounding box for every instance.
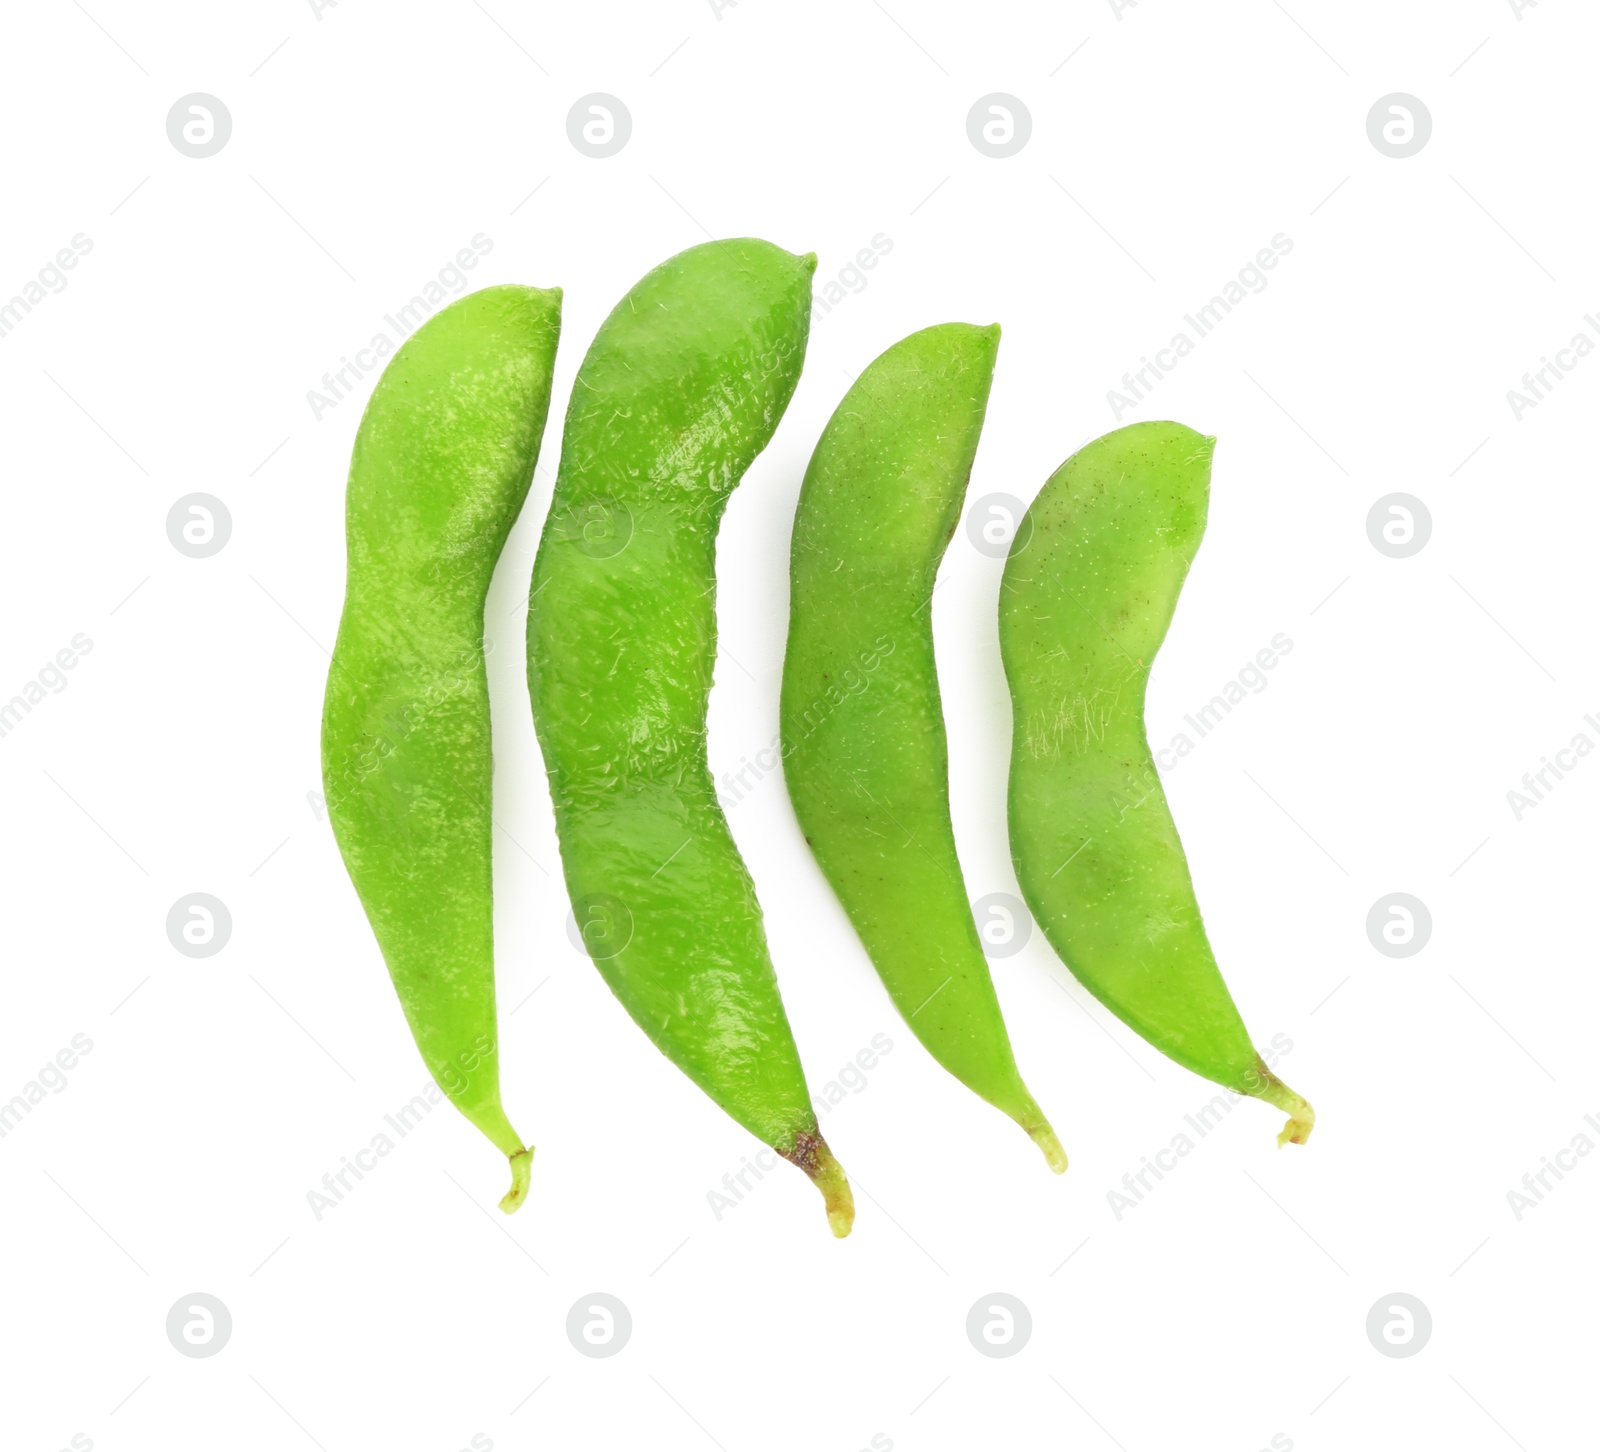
[2,2,1594,1449]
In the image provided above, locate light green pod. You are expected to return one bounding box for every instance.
[781,322,1065,1172]
[322,284,562,1211]
[526,240,854,1236]
[1000,421,1314,1146]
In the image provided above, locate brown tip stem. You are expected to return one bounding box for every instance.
[1250,1062,1315,1147]
[780,1130,854,1237]
[498,1147,534,1213]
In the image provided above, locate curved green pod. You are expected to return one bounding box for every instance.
[322,284,562,1211]
[1000,421,1314,1146]
[525,239,854,1236]
[781,322,1065,1172]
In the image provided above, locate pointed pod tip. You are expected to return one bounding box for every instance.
[1250,1060,1314,1147]
[1029,1122,1069,1174]
[497,1146,535,1213]
[780,1129,854,1237]
[1276,1106,1315,1148]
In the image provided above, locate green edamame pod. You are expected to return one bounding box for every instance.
[1000,421,1314,1146]
[526,240,855,1236]
[781,322,1066,1172]
[322,284,562,1211]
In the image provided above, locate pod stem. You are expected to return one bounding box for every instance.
[1009,1093,1068,1173]
[1250,1063,1315,1147]
[779,1130,855,1237]
[1027,1122,1069,1174]
[498,1147,535,1214]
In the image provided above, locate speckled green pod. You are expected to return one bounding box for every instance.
[322,284,562,1211]
[526,239,854,1236]
[1000,421,1313,1146]
[781,322,1065,1173]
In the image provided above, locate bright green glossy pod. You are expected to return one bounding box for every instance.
[1000,421,1313,1146]
[526,240,854,1235]
[322,284,563,1211]
[781,322,1065,1172]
